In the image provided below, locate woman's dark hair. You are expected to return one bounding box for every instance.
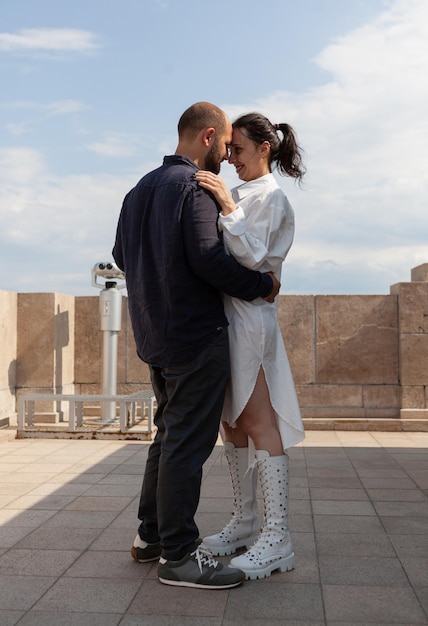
[232,112,305,183]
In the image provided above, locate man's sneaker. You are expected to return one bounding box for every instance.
[131,534,162,563]
[158,545,244,589]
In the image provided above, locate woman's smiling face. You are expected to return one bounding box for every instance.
[228,127,270,182]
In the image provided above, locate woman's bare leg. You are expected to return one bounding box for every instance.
[223,368,283,455]
[239,368,283,455]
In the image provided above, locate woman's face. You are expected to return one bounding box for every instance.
[228,127,269,181]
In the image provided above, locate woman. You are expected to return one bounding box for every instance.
[195,112,305,580]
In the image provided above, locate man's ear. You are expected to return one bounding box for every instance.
[203,127,216,147]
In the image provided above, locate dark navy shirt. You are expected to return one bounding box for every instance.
[113,154,273,367]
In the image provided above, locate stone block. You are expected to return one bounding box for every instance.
[363,385,400,408]
[277,295,315,384]
[400,334,428,385]
[316,295,398,384]
[0,290,17,421]
[411,263,428,282]
[16,293,55,387]
[54,292,75,388]
[16,293,74,390]
[394,282,428,333]
[400,409,428,420]
[301,407,367,419]
[401,385,425,409]
[74,296,102,383]
[297,384,362,407]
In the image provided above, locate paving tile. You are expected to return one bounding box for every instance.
[292,531,316,556]
[127,578,229,616]
[400,557,428,586]
[43,510,119,528]
[82,483,140,497]
[0,611,25,626]
[315,532,395,557]
[373,501,428,517]
[0,482,42,495]
[323,584,427,624]
[224,581,324,622]
[64,549,149,579]
[356,468,409,478]
[3,494,77,510]
[0,526,35,548]
[389,534,428,558]
[308,477,363,489]
[15,527,103,550]
[313,514,385,534]
[310,488,368,501]
[88,527,136,551]
[367,488,428,501]
[64,495,133,511]
[312,500,376,516]
[319,555,409,585]
[16,613,122,626]
[306,467,358,477]
[0,575,56,610]
[0,509,56,527]
[33,577,142,613]
[381,516,428,535]
[415,587,428,620]
[359,476,418,489]
[0,549,80,576]
[121,617,222,626]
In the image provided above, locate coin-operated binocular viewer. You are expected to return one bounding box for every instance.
[92,262,126,422]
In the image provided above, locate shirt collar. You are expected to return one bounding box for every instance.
[232,173,277,200]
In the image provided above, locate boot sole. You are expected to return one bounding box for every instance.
[241,553,295,580]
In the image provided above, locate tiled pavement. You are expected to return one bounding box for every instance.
[0,429,427,625]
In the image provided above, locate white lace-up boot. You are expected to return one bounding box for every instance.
[203,442,260,556]
[230,450,294,579]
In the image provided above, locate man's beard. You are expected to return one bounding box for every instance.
[205,140,222,174]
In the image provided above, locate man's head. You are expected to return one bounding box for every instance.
[176,102,232,174]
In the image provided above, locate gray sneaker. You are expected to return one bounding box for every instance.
[131,534,162,563]
[158,545,244,589]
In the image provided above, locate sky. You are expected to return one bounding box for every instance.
[1,0,427,296]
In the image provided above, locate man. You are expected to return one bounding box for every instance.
[113,102,280,589]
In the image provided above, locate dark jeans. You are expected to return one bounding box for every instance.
[137,327,230,561]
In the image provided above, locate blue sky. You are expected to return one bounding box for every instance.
[1,0,427,295]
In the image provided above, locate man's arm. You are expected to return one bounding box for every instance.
[182,186,277,301]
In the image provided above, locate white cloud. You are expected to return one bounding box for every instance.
[0,28,100,54]
[223,0,428,293]
[86,133,143,158]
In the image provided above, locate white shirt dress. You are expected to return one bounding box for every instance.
[219,173,305,450]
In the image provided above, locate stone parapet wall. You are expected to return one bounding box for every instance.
[1,263,428,427]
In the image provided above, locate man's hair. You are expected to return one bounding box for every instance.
[178,102,226,139]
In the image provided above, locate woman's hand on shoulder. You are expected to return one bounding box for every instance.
[194,170,236,215]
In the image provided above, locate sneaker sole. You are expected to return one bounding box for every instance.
[158,576,243,589]
[131,546,161,563]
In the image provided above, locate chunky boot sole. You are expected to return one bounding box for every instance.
[203,534,259,557]
[232,551,295,580]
